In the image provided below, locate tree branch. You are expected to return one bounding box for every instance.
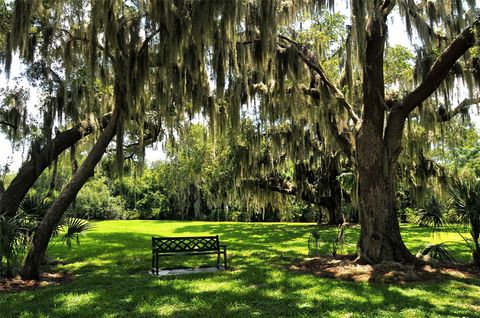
[381,0,396,19]
[59,29,116,62]
[242,177,331,208]
[438,97,480,122]
[0,120,18,130]
[401,1,448,42]
[398,17,480,117]
[0,113,111,218]
[278,34,360,124]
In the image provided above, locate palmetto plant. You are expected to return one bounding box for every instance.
[19,194,49,218]
[417,197,446,228]
[59,218,92,250]
[418,243,455,263]
[0,213,29,278]
[448,178,480,267]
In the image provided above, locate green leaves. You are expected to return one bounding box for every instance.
[0,213,29,277]
[59,218,92,250]
[448,177,480,266]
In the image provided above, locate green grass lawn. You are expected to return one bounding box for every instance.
[1,221,479,317]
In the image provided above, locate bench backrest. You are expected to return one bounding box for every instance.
[152,235,220,253]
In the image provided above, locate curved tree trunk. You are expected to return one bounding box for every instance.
[20,108,120,280]
[0,116,109,218]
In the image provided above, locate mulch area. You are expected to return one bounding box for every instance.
[0,272,73,293]
[291,255,480,284]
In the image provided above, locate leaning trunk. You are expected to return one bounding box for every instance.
[0,117,108,218]
[20,108,120,280]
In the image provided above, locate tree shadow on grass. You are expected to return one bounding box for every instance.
[1,262,479,317]
[1,223,479,317]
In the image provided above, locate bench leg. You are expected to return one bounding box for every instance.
[223,247,228,270]
[152,254,155,274]
[216,252,221,269]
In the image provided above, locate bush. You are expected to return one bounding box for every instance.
[73,177,125,220]
[417,197,445,228]
[0,213,29,278]
[343,203,358,223]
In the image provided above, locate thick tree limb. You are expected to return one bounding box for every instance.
[278,34,360,124]
[0,120,18,130]
[242,177,330,207]
[398,17,480,117]
[400,1,448,42]
[381,0,396,19]
[21,106,120,280]
[438,97,480,122]
[0,113,111,218]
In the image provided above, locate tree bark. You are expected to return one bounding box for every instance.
[0,116,110,218]
[46,159,58,198]
[326,176,344,225]
[20,107,120,280]
[356,143,417,263]
[355,11,416,264]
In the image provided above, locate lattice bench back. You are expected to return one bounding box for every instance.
[152,236,220,253]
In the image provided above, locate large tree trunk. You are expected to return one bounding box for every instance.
[0,117,109,218]
[20,107,120,280]
[356,139,416,263]
[355,11,416,264]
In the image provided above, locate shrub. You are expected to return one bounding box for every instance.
[74,177,125,220]
[449,177,480,267]
[0,213,29,278]
[417,243,455,263]
[417,197,445,228]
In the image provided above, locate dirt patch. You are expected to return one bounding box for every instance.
[0,272,73,293]
[291,255,480,284]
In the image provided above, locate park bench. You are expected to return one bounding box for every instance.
[151,235,227,274]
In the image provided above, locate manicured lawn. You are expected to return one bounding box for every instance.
[1,221,479,317]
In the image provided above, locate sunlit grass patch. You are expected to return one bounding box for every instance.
[0,221,479,318]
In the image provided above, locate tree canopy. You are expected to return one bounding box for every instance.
[1,0,480,278]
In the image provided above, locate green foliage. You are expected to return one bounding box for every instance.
[417,197,446,228]
[19,193,49,218]
[449,177,480,266]
[417,243,455,263]
[384,44,414,90]
[59,218,91,250]
[74,177,125,220]
[0,213,28,277]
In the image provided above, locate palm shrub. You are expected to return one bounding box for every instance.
[448,178,480,267]
[417,197,446,229]
[19,194,49,219]
[59,218,92,250]
[0,213,29,278]
[417,243,455,263]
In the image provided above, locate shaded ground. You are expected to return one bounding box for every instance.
[0,272,73,293]
[0,221,479,317]
[292,255,480,284]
